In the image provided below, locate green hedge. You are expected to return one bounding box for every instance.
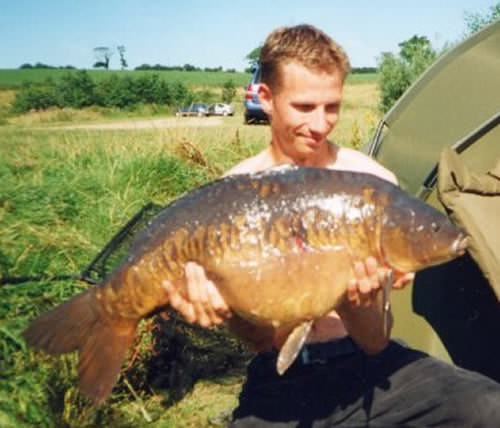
[12,71,193,113]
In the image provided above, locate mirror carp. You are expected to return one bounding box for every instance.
[23,165,468,404]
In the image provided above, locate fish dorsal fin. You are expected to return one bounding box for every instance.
[276,320,313,375]
[255,163,299,177]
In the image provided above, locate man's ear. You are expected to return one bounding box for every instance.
[258,83,273,116]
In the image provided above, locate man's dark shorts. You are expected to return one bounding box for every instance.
[231,338,500,427]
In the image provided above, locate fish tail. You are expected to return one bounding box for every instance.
[23,290,137,404]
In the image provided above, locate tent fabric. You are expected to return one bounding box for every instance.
[364,22,500,372]
[438,148,500,301]
[367,20,500,196]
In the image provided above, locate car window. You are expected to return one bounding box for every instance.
[252,66,261,84]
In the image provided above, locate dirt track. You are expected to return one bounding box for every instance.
[62,116,224,130]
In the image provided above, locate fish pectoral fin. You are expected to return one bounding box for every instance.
[276,320,313,375]
[381,269,394,337]
[158,310,171,321]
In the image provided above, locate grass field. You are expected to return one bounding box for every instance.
[0,69,251,90]
[0,68,377,90]
[0,80,381,427]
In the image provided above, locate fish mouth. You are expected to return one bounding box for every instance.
[452,234,469,256]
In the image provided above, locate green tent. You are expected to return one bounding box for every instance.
[366,20,500,381]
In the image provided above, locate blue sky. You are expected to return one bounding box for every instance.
[1,1,496,70]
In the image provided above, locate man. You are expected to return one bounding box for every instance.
[164,24,500,426]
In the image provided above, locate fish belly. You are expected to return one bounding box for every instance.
[210,245,354,329]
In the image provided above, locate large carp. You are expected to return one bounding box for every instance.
[24,165,467,404]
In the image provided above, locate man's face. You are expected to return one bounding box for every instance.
[259,61,343,160]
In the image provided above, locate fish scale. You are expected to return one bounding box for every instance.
[23,165,468,404]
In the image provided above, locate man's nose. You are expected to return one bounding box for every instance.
[309,109,332,135]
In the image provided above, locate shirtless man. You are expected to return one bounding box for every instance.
[163,24,500,427]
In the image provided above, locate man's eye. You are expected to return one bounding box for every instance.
[293,104,314,112]
[326,104,340,114]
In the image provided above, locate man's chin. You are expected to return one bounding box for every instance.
[303,138,324,151]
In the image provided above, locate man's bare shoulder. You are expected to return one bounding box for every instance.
[223,150,274,177]
[331,147,398,185]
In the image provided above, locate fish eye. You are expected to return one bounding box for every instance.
[431,222,440,233]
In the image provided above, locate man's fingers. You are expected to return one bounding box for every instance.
[353,260,378,299]
[365,257,378,277]
[353,261,369,294]
[193,301,212,327]
[347,278,361,307]
[186,262,216,326]
[186,262,209,304]
[163,280,197,323]
[394,272,415,289]
[185,261,229,326]
[206,280,231,317]
[164,262,232,327]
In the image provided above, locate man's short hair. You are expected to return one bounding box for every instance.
[260,24,350,91]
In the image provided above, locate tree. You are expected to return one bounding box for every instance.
[117,45,128,70]
[464,2,500,35]
[245,46,262,72]
[377,35,437,112]
[183,63,198,71]
[398,36,435,64]
[93,46,113,69]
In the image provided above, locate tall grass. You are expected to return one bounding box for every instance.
[0,82,381,427]
[0,125,269,427]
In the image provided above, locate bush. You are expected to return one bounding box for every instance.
[170,81,192,106]
[196,88,217,104]
[55,70,96,108]
[11,82,58,113]
[12,73,194,112]
[132,74,173,104]
[222,79,236,104]
[95,74,138,108]
[377,35,436,112]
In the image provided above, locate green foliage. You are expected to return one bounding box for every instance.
[56,71,96,108]
[0,69,252,91]
[170,81,191,106]
[11,73,193,112]
[95,74,138,108]
[464,2,500,35]
[195,88,217,104]
[132,74,171,104]
[11,83,58,113]
[245,46,262,72]
[222,79,236,104]
[377,35,436,112]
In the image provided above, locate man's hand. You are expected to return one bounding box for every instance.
[346,257,414,308]
[162,262,231,328]
[337,256,415,354]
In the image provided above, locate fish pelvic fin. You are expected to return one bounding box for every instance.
[276,320,313,375]
[23,290,137,405]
